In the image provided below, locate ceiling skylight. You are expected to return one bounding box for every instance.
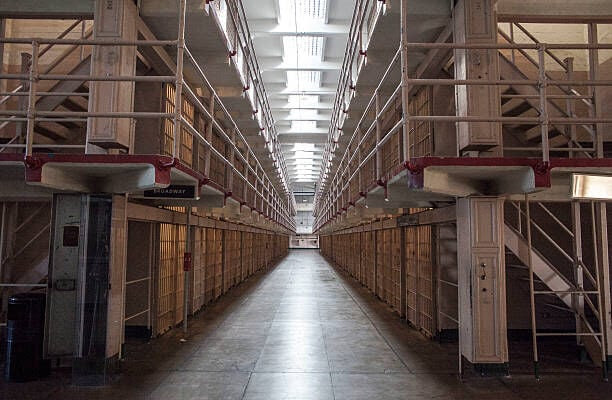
[295,150,315,159]
[293,143,317,152]
[282,36,324,63]
[289,108,318,119]
[288,95,319,107]
[286,71,321,90]
[291,120,317,131]
[278,0,328,26]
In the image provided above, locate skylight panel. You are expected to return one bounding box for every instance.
[295,151,315,159]
[293,143,317,152]
[291,120,317,131]
[288,95,319,107]
[278,0,328,25]
[289,108,318,119]
[286,71,321,90]
[282,36,324,63]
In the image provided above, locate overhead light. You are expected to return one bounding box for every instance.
[571,174,612,200]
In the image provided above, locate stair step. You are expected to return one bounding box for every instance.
[34,122,70,141]
[62,97,88,112]
[501,99,532,117]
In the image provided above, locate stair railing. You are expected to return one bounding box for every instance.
[0,19,86,108]
[0,19,93,150]
[510,197,608,378]
[498,24,596,158]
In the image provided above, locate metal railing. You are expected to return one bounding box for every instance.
[208,0,292,201]
[312,21,612,233]
[0,2,295,232]
[509,198,609,379]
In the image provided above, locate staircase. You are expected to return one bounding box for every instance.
[0,202,51,323]
[504,200,606,367]
[0,21,92,153]
[497,24,596,158]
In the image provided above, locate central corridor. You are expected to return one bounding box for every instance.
[5,250,610,400]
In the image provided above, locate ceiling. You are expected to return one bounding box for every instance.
[243,0,352,192]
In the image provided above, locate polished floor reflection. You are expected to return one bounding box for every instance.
[2,250,610,399]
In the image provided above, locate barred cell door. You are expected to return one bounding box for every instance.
[404,225,435,336]
[405,227,419,326]
[417,225,434,337]
[157,223,184,335]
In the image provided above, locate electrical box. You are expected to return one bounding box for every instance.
[457,197,508,364]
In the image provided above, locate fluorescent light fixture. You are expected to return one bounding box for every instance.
[571,174,612,200]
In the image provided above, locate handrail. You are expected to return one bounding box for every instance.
[0,35,295,232]
[313,33,611,230]
[182,47,293,224]
[209,0,291,198]
[508,201,574,265]
[0,19,88,108]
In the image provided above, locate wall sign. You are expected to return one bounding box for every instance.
[143,185,197,199]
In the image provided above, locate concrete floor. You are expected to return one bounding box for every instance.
[1,250,610,399]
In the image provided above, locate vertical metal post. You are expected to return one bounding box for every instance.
[25,41,39,158]
[227,129,236,192]
[587,24,604,159]
[400,226,406,320]
[525,194,540,379]
[564,57,577,158]
[173,0,187,160]
[400,0,411,162]
[594,202,611,378]
[591,202,609,380]
[204,94,215,176]
[375,91,382,182]
[571,201,584,346]
[537,45,549,164]
[80,19,86,61]
[0,203,6,287]
[183,206,190,334]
